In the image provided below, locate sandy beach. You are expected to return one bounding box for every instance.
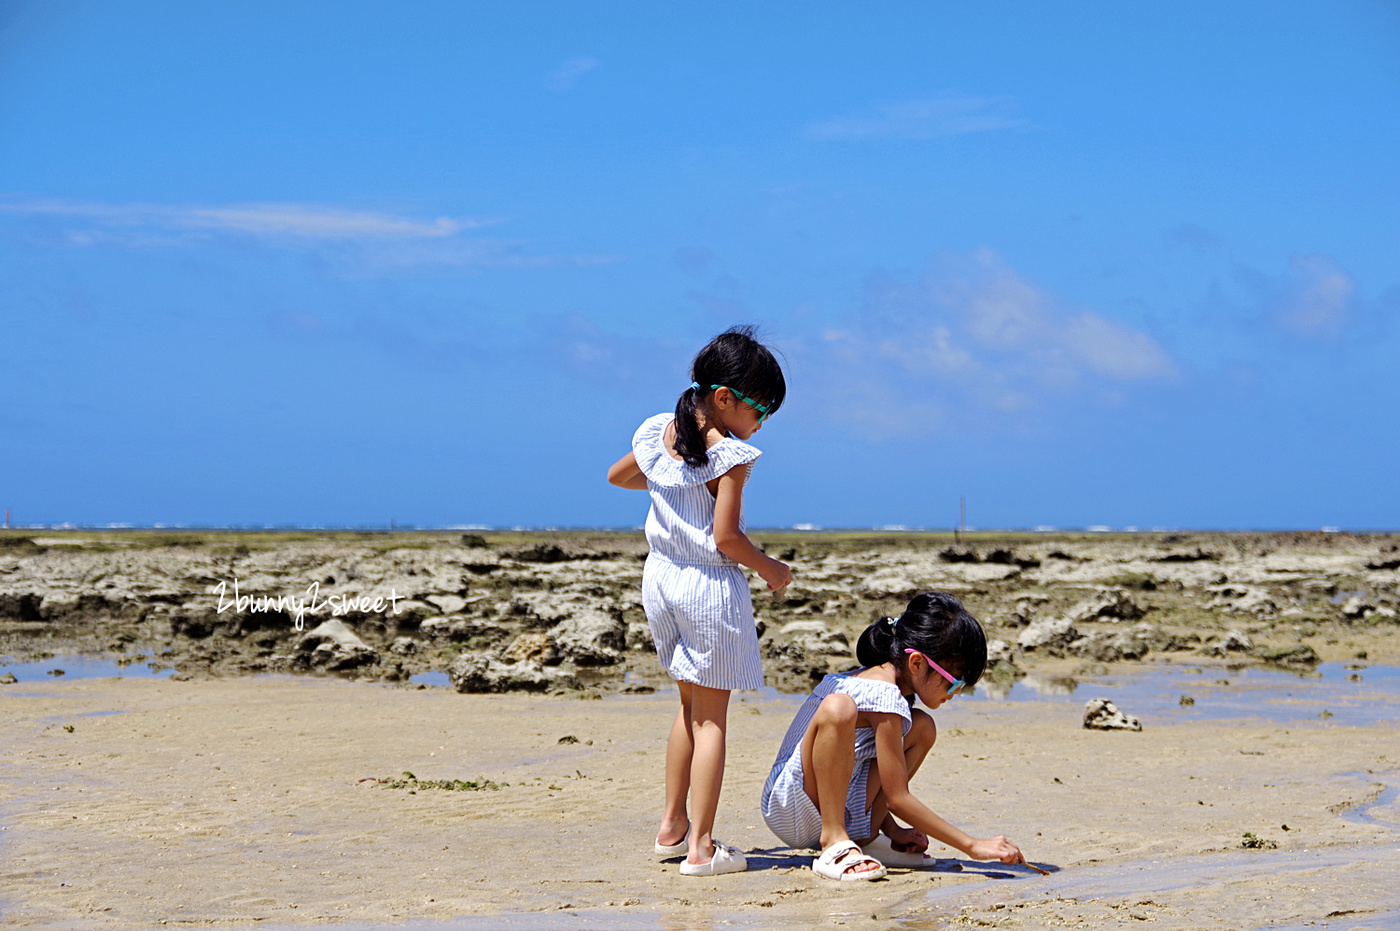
[3,530,1399,928]
[3,670,1397,930]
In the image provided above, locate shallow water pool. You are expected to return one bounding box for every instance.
[903,772,1400,930]
[0,652,174,683]
[6,654,1399,728]
[907,842,1400,929]
[970,662,1400,727]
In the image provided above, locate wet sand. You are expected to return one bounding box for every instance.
[3,674,1397,930]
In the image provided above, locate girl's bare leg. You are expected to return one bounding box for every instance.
[799,693,858,849]
[799,693,882,877]
[864,708,937,844]
[657,682,694,847]
[685,684,731,864]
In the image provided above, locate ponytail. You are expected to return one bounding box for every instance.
[673,383,711,468]
[855,615,900,669]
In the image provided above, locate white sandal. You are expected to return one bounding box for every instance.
[654,822,690,856]
[678,840,747,876]
[862,834,939,868]
[812,840,887,881]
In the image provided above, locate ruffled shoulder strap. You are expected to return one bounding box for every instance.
[845,677,913,721]
[632,413,762,488]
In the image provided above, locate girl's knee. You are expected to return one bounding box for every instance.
[815,692,859,726]
[908,708,937,747]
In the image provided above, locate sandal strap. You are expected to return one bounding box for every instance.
[827,843,881,875]
[817,840,863,864]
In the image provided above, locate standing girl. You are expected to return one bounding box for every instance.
[607,326,791,876]
[761,591,1027,880]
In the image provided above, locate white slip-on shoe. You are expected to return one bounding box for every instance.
[654,823,690,856]
[678,840,747,876]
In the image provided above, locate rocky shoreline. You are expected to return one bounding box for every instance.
[2,529,1398,693]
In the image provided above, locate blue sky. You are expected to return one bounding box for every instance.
[2,1,1397,530]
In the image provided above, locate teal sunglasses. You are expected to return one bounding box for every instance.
[712,384,772,423]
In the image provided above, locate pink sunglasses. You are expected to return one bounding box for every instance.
[904,649,967,695]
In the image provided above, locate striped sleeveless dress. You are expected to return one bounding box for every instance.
[761,673,913,848]
[632,412,765,691]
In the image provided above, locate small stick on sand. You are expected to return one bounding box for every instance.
[1020,858,1050,875]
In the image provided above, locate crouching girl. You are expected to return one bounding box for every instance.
[760,591,1027,880]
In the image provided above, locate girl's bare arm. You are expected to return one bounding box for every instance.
[607,452,648,490]
[712,464,790,591]
[868,713,1024,864]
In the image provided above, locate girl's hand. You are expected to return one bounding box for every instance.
[761,558,791,593]
[713,465,791,591]
[885,825,929,853]
[968,835,1024,864]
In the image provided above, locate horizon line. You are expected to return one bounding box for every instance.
[2,524,1395,535]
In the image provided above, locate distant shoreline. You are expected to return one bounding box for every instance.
[4,525,1398,536]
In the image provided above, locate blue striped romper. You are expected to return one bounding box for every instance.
[633,412,765,691]
[761,673,912,849]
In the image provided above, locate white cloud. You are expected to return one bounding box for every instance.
[0,199,490,239]
[796,248,1178,440]
[543,57,600,91]
[0,197,621,272]
[1276,253,1355,335]
[186,204,472,238]
[807,91,1021,140]
[931,247,1048,350]
[1060,312,1176,380]
[928,247,1176,382]
[876,326,978,377]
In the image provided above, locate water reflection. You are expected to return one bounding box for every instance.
[960,662,1400,727]
[978,674,1078,700]
[1018,674,1080,697]
[0,653,175,682]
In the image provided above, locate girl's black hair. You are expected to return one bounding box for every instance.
[855,591,988,691]
[674,325,787,468]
